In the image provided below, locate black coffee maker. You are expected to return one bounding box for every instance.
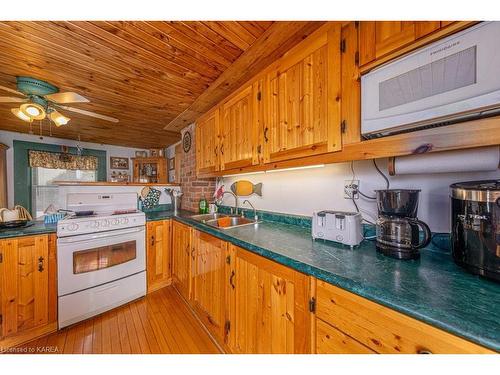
[375,189,431,260]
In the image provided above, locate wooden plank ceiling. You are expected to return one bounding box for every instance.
[0,21,323,149]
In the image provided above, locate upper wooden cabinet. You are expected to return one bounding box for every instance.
[226,244,312,354]
[359,21,464,67]
[132,157,168,184]
[171,220,192,301]
[263,23,342,163]
[0,234,57,344]
[195,107,220,174]
[191,230,228,345]
[220,85,258,170]
[146,220,171,293]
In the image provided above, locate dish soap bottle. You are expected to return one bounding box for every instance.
[199,196,208,214]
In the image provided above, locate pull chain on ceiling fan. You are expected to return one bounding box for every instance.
[0,76,119,127]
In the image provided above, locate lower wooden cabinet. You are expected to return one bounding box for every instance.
[315,280,493,354]
[316,319,375,354]
[226,244,312,353]
[191,230,228,344]
[171,220,192,301]
[146,220,172,293]
[0,234,57,347]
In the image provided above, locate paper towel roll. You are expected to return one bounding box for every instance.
[389,146,499,175]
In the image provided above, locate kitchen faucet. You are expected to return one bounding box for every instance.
[221,191,238,215]
[242,200,258,220]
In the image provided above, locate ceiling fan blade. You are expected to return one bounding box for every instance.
[0,96,27,103]
[0,84,25,97]
[45,92,90,104]
[57,105,119,123]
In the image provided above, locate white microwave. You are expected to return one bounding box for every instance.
[361,22,500,139]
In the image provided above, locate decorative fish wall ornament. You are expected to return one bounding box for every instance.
[230,180,263,197]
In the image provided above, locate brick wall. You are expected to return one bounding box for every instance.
[179,124,216,212]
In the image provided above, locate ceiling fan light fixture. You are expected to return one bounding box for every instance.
[49,110,70,126]
[11,108,31,122]
[20,102,46,120]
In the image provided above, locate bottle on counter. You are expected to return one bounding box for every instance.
[199,196,208,214]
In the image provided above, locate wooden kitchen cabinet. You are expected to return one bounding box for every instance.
[196,107,220,175]
[132,157,168,184]
[359,21,471,68]
[191,230,228,344]
[219,85,258,171]
[0,234,57,347]
[263,23,342,163]
[226,244,312,353]
[146,220,172,293]
[171,220,192,301]
[314,280,494,354]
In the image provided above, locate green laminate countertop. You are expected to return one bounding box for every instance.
[146,209,500,351]
[0,221,57,239]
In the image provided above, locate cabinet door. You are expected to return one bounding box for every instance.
[171,221,192,301]
[374,21,416,58]
[192,230,227,343]
[359,21,452,66]
[316,319,375,354]
[226,245,312,354]
[196,107,220,175]
[264,23,341,163]
[146,220,171,293]
[220,85,258,170]
[316,280,493,354]
[0,235,49,338]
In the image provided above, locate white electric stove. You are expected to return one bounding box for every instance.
[56,192,146,328]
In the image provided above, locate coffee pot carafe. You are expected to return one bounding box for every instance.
[375,189,431,260]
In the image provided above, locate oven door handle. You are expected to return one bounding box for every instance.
[57,226,145,244]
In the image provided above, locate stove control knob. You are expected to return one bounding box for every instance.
[121,218,129,224]
[111,219,119,225]
[68,223,79,231]
[101,219,109,227]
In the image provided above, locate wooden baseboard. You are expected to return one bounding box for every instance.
[0,322,58,352]
[147,278,173,294]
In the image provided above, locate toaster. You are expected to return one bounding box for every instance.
[312,211,363,248]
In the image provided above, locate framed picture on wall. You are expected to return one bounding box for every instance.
[110,156,129,170]
[168,157,175,170]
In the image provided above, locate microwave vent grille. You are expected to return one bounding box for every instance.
[379,46,477,111]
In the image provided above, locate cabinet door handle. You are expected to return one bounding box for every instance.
[191,247,195,261]
[38,256,44,272]
[417,349,433,354]
[214,145,218,156]
[185,244,190,255]
[229,270,235,289]
[263,127,269,143]
[151,236,155,246]
[220,144,224,155]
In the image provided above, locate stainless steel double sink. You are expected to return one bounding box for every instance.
[190,213,260,229]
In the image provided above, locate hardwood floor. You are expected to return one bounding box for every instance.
[16,286,221,354]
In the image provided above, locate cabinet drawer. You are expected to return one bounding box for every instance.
[316,281,493,354]
[316,319,375,354]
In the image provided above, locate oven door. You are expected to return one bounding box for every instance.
[57,226,146,296]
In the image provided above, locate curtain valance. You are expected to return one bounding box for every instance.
[29,150,98,171]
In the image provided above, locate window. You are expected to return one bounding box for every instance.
[31,167,97,218]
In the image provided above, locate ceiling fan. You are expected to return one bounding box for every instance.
[0,76,119,126]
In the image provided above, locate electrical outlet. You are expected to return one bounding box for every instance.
[344,180,359,199]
